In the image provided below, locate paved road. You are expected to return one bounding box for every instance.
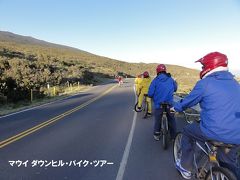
[0,79,188,180]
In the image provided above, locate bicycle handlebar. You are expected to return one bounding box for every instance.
[183,111,200,117]
[182,111,200,124]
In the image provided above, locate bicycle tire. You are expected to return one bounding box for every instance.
[143,101,148,118]
[162,115,168,150]
[205,167,237,180]
[173,133,183,164]
[142,99,146,112]
[134,102,142,112]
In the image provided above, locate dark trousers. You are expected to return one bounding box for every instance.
[153,108,176,139]
[181,122,240,179]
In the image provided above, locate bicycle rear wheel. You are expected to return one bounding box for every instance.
[205,167,237,180]
[162,116,168,150]
[173,133,182,164]
[143,100,148,118]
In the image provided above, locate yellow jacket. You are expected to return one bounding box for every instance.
[135,77,143,94]
[139,77,152,94]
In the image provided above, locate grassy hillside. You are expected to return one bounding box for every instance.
[0,31,199,102]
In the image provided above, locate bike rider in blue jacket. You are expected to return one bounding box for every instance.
[172,52,240,179]
[148,64,177,141]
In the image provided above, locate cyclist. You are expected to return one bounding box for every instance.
[137,71,152,116]
[117,76,123,86]
[172,52,240,179]
[148,64,177,141]
[135,74,143,96]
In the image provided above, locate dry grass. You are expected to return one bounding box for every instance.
[0,85,91,116]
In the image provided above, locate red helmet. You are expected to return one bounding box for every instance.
[196,52,228,79]
[143,71,149,78]
[156,64,166,74]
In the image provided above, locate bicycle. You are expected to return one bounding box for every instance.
[173,111,237,180]
[182,110,200,124]
[134,94,149,118]
[160,102,172,150]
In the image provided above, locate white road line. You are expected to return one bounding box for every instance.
[116,85,137,180]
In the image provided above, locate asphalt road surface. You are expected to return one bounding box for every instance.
[0,79,188,180]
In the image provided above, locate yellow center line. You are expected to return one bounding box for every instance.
[0,85,117,149]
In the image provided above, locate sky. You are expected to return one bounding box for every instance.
[0,0,240,72]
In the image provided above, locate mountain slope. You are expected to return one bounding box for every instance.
[0,31,199,102]
[0,31,86,51]
[0,31,199,76]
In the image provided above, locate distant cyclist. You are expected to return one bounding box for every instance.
[148,64,177,141]
[137,71,152,116]
[172,52,240,179]
[117,76,123,86]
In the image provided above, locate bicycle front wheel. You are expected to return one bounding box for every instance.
[173,132,183,164]
[205,167,237,180]
[134,102,142,112]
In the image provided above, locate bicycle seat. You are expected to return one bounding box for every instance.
[160,102,171,108]
[207,140,235,149]
[160,102,171,112]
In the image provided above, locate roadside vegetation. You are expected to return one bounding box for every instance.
[0,31,200,115]
[0,83,92,116]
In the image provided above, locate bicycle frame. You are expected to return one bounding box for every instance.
[193,141,218,179]
[174,111,238,180]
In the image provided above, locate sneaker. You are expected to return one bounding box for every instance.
[153,135,160,141]
[153,132,161,141]
[147,112,152,116]
[175,159,192,179]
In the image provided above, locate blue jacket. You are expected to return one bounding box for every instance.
[174,71,240,145]
[148,73,177,109]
